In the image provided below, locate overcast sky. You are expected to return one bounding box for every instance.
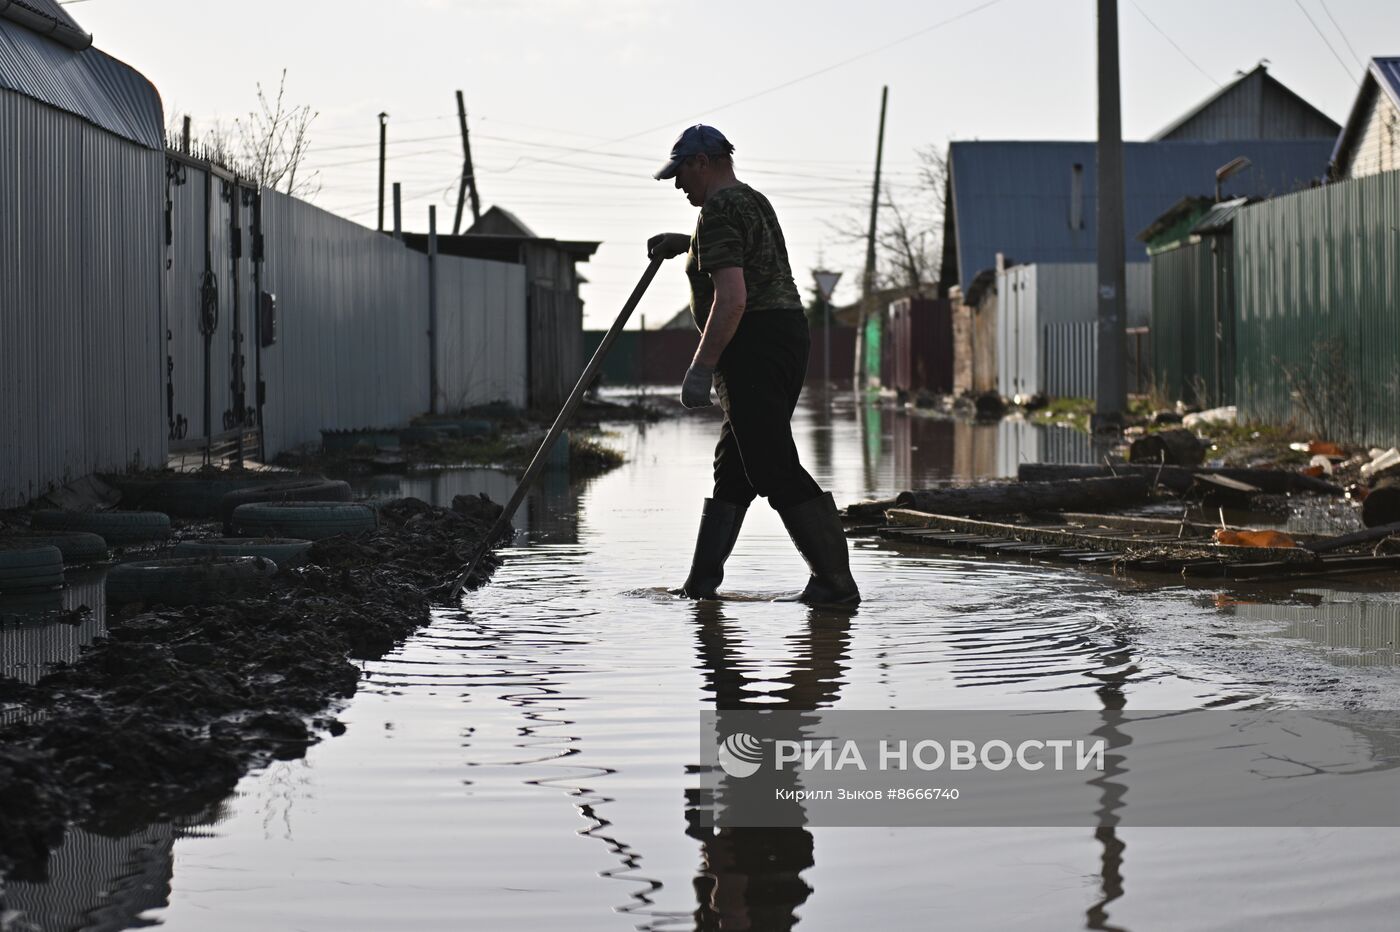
[70,0,1396,329]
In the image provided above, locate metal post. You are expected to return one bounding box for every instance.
[392,182,402,240]
[1211,237,1222,405]
[857,86,889,390]
[377,112,388,233]
[428,205,439,415]
[252,189,266,463]
[1094,0,1127,430]
[823,294,832,391]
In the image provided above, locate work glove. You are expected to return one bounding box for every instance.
[681,363,715,409]
[647,232,691,261]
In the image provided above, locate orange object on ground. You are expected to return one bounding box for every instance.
[1307,441,1344,457]
[1302,464,1326,478]
[1213,528,1298,548]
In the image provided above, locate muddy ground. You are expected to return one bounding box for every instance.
[0,497,504,881]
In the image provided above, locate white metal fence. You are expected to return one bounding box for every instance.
[996,263,1151,400]
[257,191,436,456]
[434,255,528,414]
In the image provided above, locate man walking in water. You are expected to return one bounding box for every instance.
[648,124,859,605]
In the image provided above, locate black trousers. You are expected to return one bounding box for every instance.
[711,309,824,511]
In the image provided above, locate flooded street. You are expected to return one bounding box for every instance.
[7,395,1400,931]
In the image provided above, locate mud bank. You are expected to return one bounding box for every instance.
[0,497,503,881]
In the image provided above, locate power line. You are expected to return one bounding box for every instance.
[1318,0,1366,71]
[1127,0,1219,88]
[1292,0,1361,86]
[494,0,1009,173]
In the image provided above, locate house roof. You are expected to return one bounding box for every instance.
[0,11,162,148]
[401,231,599,264]
[1330,57,1400,174]
[465,205,538,238]
[1136,195,1213,245]
[1189,197,1251,235]
[946,139,1331,292]
[1151,64,1339,142]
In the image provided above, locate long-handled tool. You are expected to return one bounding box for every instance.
[445,255,665,601]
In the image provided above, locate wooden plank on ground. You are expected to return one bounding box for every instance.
[884,509,1315,564]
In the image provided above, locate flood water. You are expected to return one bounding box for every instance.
[5,393,1400,931]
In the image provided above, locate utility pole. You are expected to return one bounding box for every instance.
[180,115,191,154]
[1094,0,1127,431]
[452,90,481,234]
[856,85,888,390]
[392,182,403,240]
[428,205,439,414]
[377,112,388,233]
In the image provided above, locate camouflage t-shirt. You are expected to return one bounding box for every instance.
[686,183,803,330]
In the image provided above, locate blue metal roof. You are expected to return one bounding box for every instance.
[0,16,162,148]
[948,139,1332,292]
[1372,57,1400,110]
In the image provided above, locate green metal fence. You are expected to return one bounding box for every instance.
[1233,170,1400,445]
[1149,234,1235,407]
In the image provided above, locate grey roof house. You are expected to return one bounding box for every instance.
[1151,63,1340,142]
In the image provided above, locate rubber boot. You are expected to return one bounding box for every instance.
[672,498,747,600]
[775,492,861,605]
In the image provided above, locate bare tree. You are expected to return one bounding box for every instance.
[165,70,320,199]
[237,70,320,198]
[826,144,947,298]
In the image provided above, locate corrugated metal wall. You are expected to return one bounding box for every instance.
[256,190,432,456]
[1234,169,1400,445]
[164,161,256,447]
[523,242,584,411]
[252,192,529,456]
[1149,236,1236,407]
[1043,321,1098,398]
[886,297,954,396]
[3,84,530,503]
[435,255,528,411]
[997,266,1039,399]
[995,263,1150,400]
[0,90,166,507]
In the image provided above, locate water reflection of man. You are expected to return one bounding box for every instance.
[648,125,859,606]
[683,600,854,930]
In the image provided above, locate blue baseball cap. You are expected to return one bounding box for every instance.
[654,124,734,180]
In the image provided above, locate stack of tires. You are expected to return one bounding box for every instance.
[105,556,279,607]
[228,502,377,541]
[8,475,379,609]
[218,479,353,534]
[29,510,171,546]
[110,472,323,520]
[0,542,65,595]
